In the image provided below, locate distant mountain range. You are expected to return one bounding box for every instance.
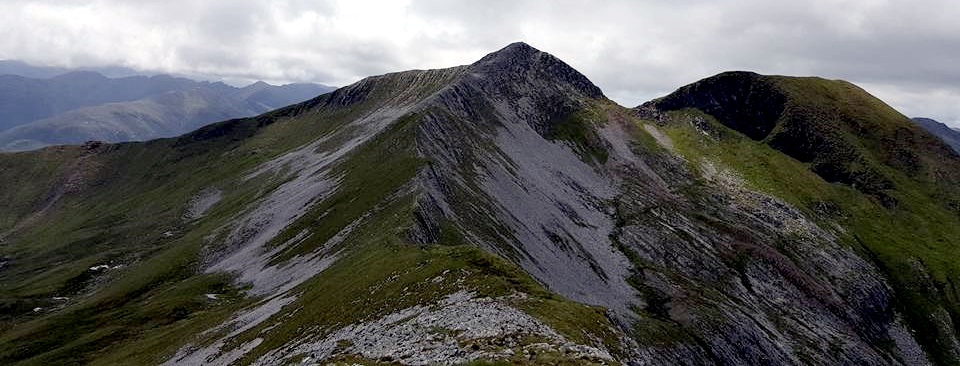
[0,62,334,151]
[0,60,143,79]
[912,117,960,154]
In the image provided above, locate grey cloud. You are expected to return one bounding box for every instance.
[0,0,958,127]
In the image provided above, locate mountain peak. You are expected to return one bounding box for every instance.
[468,41,603,99]
[484,41,538,58]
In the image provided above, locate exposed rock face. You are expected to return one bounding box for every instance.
[413,42,639,317]
[610,140,925,364]
[405,43,930,364]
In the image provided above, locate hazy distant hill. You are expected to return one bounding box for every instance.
[912,117,960,154]
[0,72,207,131]
[0,60,142,79]
[0,69,334,150]
[0,88,256,151]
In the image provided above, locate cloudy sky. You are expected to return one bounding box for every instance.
[2,0,959,127]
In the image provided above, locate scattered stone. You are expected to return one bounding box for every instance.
[254,291,612,365]
[184,188,222,220]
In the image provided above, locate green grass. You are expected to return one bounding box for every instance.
[545,101,610,164]
[0,147,83,231]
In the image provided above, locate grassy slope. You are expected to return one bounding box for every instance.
[0,68,622,365]
[0,107,344,365]
[771,77,960,196]
[0,71,429,363]
[656,108,960,365]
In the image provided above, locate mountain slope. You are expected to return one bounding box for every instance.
[913,117,960,153]
[645,72,960,364]
[0,44,623,365]
[0,43,955,365]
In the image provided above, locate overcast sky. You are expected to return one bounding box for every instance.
[1,0,958,127]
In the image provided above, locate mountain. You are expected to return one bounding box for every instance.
[0,43,958,365]
[644,71,960,364]
[913,117,960,154]
[233,81,334,110]
[0,60,143,79]
[0,72,208,131]
[0,88,266,151]
[0,73,334,150]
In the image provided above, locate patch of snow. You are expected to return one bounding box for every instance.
[89,264,111,271]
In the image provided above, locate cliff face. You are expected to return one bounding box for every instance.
[0,43,956,365]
